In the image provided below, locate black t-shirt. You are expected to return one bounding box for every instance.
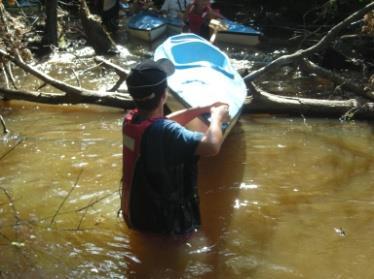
[129,119,203,234]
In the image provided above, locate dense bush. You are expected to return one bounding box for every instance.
[215,0,370,24]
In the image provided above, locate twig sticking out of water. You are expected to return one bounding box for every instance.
[0,231,11,242]
[0,59,10,88]
[75,191,117,213]
[75,190,119,230]
[72,69,81,88]
[0,114,9,134]
[0,186,21,240]
[50,168,84,226]
[38,190,117,224]
[76,202,90,231]
[0,186,21,225]
[4,61,17,89]
[0,138,23,161]
[94,56,128,92]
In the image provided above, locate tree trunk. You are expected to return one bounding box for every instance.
[43,0,58,46]
[244,83,374,120]
[80,0,117,54]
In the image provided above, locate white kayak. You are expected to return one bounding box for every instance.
[154,33,248,137]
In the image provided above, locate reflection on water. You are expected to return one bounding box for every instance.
[1,102,373,278]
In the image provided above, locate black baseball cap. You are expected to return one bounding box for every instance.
[126,58,175,102]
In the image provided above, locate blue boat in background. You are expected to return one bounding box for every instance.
[154,33,247,136]
[215,18,262,46]
[126,11,262,46]
[165,18,262,46]
[4,0,41,12]
[127,11,168,42]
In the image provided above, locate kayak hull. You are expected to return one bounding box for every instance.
[154,33,248,137]
[128,25,167,42]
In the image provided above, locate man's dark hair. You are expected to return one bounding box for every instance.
[126,59,175,111]
[131,82,167,110]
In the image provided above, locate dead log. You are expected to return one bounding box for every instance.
[244,82,374,119]
[0,87,134,109]
[2,83,373,119]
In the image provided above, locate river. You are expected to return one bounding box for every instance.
[0,36,374,278]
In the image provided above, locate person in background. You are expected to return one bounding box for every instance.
[185,0,223,39]
[131,0,156,14]
[122,58,229,235]
[98,0,120,32]
[160,0,192,20]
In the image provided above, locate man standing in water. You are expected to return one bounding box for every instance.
[122,58,229,235]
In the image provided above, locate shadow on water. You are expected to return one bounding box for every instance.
[199,121,246,242]
[124,121,246,278]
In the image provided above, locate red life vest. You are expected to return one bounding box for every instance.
[121,110,201,234]
[121,110,162,227]
[187,2,211,35]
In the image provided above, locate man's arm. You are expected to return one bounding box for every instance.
[166,102,226,126]
[195,105,229,157]
[166,106,207,126]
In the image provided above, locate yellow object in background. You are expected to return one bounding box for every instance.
[8,0,16,6]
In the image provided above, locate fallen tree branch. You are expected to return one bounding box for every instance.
[301,58,374,101]
[0,48,93,95]
[0,86,134,109]
[244,82,374,119]
[95,56,128,78]
[244,2,374,82]
[0,48,134,108]
[95,56,128,91]
[1,79,373,119]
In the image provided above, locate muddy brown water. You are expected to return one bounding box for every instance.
[0,42,373,278]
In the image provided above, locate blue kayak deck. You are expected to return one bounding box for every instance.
[127,11,167,31]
